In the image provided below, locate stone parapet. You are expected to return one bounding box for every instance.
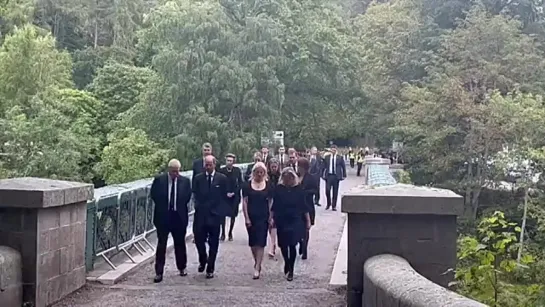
[342,183,463,307]
[0,177,93,307]
[364,254,487,307]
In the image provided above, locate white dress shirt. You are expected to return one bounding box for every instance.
[168,176,177,211]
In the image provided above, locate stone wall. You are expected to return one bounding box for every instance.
[0,246,22,307]
[342,183,464,307]
[0,177,93,307]
[364,254,487,307]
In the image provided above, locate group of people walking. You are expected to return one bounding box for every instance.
[150,142,348,284]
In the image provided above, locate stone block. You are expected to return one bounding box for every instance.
[38,250,61,282]
[342,184,463,215]
[59,225,74,248]
[38,207,60,231]
[60,246,74,274]
[0,246,23,307]
[60,207,72,227]
[0,177,93,208]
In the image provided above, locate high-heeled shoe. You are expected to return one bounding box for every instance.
[253,264,261,279]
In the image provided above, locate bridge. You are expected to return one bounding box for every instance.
[0,158,487,307]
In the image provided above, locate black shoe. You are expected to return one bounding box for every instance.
[326,205,331,210]
[220,234,225,241]
[198,264,206,273]
[315,203,321,207]
[153,274,163,283]
[302,253,308,260]
[287,272,294,281]
[332,207,337,211]
[206,272,214,279]
[228,234,233,241]
[179,269,187,276]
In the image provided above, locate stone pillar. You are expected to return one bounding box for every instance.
[341,184,463,307]
[0,178,93,307]
[362,157,390,185]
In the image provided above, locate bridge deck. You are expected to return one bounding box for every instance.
[54,170,362,307]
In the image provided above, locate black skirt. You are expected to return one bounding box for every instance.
[227,196,241,218]
[246,219,269,247]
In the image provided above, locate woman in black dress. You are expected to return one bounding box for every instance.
[297,158,317,260]
[242,162,272,279]
[267,158,280,258]
[271,167,311,281]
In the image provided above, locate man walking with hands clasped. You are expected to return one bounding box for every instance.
[151,159,192,283]
[193,155,229,278]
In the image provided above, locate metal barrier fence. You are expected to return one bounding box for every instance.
[85,163,251,271]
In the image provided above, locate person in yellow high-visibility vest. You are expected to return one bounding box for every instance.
[356,149,365,177]
[348,148,355,168]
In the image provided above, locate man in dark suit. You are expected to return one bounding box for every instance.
[275,146,289,169]
[321,145,346,211]
[244,152,262,181]
[289,151,298,173]
[261,146,271,167]
[308,146,322,206]
[218,153,243,241]
[192,155,229,278]
[150,159,192,283]
[192,142,221,182]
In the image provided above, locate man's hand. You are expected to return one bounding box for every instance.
[227,192,234,198]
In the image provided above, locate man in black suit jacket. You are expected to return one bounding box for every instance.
[321,145,346,211]
[244,152,262,181]
[192,155,229,278]
[308,146,322,206]
[150,159,192,283]
[192,142,221,182]
[218,153,243,241]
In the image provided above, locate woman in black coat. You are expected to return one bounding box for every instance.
[297,157,317,260]
[271,167,311,281]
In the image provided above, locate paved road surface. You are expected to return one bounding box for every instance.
[55,169,362,307]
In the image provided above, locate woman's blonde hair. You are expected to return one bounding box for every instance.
[278,166,300,186]
[250,161,268,181]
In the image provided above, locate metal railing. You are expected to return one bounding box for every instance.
[85,163,251,271]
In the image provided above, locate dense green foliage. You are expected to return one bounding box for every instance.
[3,0,545,303]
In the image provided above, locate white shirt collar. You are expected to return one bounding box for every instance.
[207,171,215,177]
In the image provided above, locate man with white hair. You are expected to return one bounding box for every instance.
[150,159,192,283]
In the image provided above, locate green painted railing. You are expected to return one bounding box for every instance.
[85,163,251,272]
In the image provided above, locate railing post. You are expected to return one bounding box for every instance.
[342,183,463,307]
[85,200,97,272]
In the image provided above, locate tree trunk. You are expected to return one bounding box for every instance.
[517,185,529,263]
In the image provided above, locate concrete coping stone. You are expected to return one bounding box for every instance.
[364,254,487,307]
[341,183,463,216]
[0,177,94,208]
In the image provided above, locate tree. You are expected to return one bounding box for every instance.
[95,127,169,184]
[0,24,73,114]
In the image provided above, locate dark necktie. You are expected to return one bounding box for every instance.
[332,156,336,174]
[169,177,176,211]
[208,174,212,189]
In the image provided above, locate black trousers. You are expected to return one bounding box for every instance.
[193,216,221,273]
[350,159,355,168]
[280,245,297,274]
[155,213,187,275]
[311,174,321,204]
[325,174,340,208]
[357,162,363,176]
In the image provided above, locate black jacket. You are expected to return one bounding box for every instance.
[150,173,191,229]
